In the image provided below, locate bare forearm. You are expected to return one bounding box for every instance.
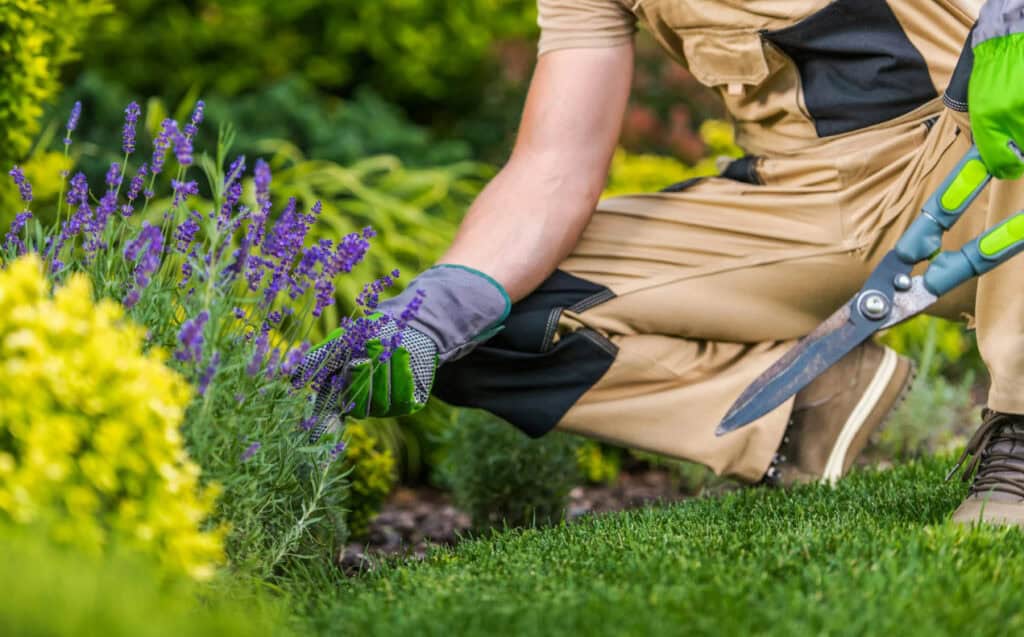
[439,153,605,301]
[438,45,633,301]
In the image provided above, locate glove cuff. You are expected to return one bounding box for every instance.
[974,0,1024,46]
[378,264,511,363]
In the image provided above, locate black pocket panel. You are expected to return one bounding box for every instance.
[433,269,617,437]
[763,0,938,136]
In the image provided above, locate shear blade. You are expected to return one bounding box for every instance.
[715,302,876,436]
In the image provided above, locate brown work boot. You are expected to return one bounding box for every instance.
[950,410,1024,527]
[763,341,915,486]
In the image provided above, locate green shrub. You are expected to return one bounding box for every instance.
[53,74,474,178]
[440,409,581,531]
[81,0,536,106]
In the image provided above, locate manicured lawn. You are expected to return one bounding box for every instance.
[315,456,1024,636]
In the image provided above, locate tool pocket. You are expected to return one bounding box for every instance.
[681,31,770,99]
[761,0,939,137]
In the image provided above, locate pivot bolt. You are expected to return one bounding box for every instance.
[892,273,912,292]
[859,292,890,320]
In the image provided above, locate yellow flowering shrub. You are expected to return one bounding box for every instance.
[342,421,397,536]
[0,255,224,580]
[603,119,744,198]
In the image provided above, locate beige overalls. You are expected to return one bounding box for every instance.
[435,0,1024,482]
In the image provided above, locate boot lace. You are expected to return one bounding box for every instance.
[946,409,1024,499]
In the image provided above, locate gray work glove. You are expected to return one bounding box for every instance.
[295,264,510,441]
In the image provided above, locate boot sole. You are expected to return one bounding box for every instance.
[821,347,916,483]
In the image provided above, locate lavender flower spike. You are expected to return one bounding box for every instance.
[8,166,32,204]
[241,441,261,462]
[151,119,177,176]
[198,352,220,395]
[3,211,32,255]
[64,101,81,145]
[184,100,205,139]
[122,101,141,155]
[175,310,210,363]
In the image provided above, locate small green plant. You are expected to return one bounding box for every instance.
[576,441,622,485]
[441,409,581,531]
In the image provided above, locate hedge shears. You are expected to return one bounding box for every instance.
[717,146,1024,435]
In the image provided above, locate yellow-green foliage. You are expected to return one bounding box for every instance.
[0,528,292,637]
[603,120,742,197]
[0,255,224,580]
[576,441,621,485]
[342,421,397,537]
[878,316,975,376]
[0,0,109,162]
[0,0,109,219]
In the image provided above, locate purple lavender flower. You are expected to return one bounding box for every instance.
[65,172,89,209]
[381,289,426,361]
[180,261,194,289]
[3,211,32,254]
[50,172,92,268]
[171,179,199,207]
[8,166,32,204]
[123,222,165,309]
[64,101,81,146]
[265,347,281,380]
[233,307,246,320]
[174,210,201,253]
[299,416,317,432]
[280,342,311,378]
[356,270,400,310]
[85,164,122,255]
[173,131,193,167]
[122,101,141,155]
[198,351,220,395]
[247,332,270,376]
[241,441,261,462]
[184,100,205,139]
[254,159,271,200]
[151,119,177,176]
[175,311,209,363]
[329,441,347,461]
[122,163,148,217]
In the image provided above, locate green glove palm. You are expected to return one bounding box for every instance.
[970,33,1024,179]
[295,317,439,441]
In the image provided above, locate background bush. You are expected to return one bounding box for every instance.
[80,1,537,107]
[440,409,581,532]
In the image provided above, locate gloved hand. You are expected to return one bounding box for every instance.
[295,264,509,441]
[970,1,1024,179]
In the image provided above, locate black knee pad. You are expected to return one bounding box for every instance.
[433,270,618,437]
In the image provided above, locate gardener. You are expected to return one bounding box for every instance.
[306,0,1024,525]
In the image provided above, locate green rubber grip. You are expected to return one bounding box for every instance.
[924,211,1024,296]
[896,146,993,264]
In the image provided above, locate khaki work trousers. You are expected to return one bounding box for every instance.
[554,104,1024,482]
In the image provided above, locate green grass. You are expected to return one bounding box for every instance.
[311,456,1024,636]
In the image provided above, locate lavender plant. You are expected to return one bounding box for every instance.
[1,100,405,586]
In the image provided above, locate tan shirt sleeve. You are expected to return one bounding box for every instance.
[537,0,637,55]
